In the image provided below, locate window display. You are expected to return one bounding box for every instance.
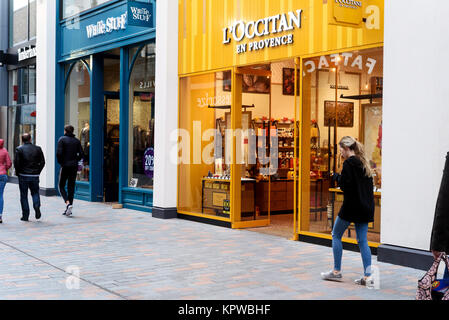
[179,62,298,223]
[64,60,91,182]
[128,43,155,190]
[179,72,232,217]
[178,48,383,242]
[6,65,37,173]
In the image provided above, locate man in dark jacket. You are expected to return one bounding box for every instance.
[57,125,84,216]
[14,133,45,221]
[430,152,449,279]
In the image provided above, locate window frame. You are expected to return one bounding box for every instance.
[9,0,36,48]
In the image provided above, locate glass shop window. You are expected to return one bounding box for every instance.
[64,60,91,182]
[128,43,156,190]
[301,47,383,243]
[178,71,233,218]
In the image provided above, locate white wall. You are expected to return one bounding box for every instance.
[153,0,178,209]
[382,0,449,250]
[36,0,56,189]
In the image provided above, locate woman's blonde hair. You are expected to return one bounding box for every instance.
[339,136,372,178]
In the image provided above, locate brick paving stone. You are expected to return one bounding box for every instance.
[0,183,427,300]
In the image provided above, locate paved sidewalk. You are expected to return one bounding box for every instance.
[0,183,425,300]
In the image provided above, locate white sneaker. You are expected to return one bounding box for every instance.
[355,276,374,288]
[321,270,343,281]
[66,205,73,216]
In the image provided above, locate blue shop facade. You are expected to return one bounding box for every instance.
[56,0,156,212]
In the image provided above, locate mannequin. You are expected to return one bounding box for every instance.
[80,122,90,166]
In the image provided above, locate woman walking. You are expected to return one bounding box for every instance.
[0,139,12,224]
[321,136,375,286]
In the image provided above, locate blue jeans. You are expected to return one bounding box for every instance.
[0,175,7,217]
[332,217,372,277]
[18,175,40,220]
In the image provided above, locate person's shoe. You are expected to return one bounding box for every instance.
[321,270,343,281]
[20,217,29,222]
[355,276,374,288]
[62,204,69,215]
[0,218,2,224]
[65,205,73,217]
[35,208,41,220]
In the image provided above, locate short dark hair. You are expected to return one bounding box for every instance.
[64,125,74,135]
[22,133,31,143]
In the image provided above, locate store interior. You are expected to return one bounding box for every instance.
[184,47,383,243]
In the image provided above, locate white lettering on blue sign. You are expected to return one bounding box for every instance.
[86,13,127,39]
[130,6,151,22]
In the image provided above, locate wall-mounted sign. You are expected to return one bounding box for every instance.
[18,46,37,62]
[86,13,127,39]
[85,2,153,39]
[330,0,364,26]
[61,2,155,59]
[128,1,154,28]
[222,10,303,55]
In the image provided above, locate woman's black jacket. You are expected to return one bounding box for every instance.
[430,152,449,254]
[334,156,375,223]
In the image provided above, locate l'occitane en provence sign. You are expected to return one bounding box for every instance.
[222,10,302,54]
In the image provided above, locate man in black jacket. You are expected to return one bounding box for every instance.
[431,152,449,279]
[14,133,45,221]
[57,125,84,216]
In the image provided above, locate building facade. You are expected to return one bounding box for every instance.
[176,0,385,252]
[0,0,37,180]
[3,0,444,271]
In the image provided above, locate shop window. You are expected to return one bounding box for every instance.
[61,0,111,19]
[179,64,297,226]
[6,65,37,173]
[64,60,91,182]
[28,65,36,103]
[9,66,36,106]
[6,105,36,176]
[301,47,383,243]
[178,71,233,218]
[128,44,156,190]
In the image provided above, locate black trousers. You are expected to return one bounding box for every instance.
[58,166,78,205]
[18,176,40,219]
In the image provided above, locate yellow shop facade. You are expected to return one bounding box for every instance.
[178,0,384,250]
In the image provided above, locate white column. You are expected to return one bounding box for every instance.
[383,0,449,250]
[36,0,56,190]
[153,0,178,214]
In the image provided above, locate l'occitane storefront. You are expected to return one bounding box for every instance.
[178,0,384,249]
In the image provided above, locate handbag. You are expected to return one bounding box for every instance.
[416,253,449,300]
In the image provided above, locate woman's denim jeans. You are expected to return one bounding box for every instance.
[0,175,7,217]
[332,216,372,277]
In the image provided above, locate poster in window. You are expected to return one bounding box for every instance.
[282,68,299,96]
[324,101,354,127]
[222,68,270,94]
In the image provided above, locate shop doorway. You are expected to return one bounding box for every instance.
[102,52,121,203]
[104,92,120,202]
[231,60,297,238]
